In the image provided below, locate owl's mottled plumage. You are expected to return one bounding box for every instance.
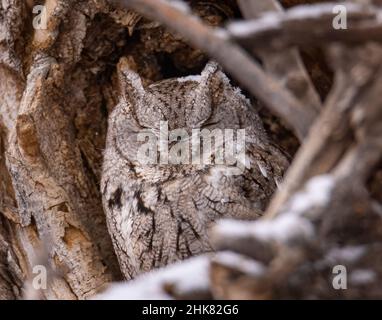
[101,59,289,279]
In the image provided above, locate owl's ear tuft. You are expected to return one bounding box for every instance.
[186,61,223,127]
[200,61,222,87]
[117,57,146,104]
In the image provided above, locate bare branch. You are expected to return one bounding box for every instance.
[238,0,322,114]
[229,3,381,50]
[265,43,382,219]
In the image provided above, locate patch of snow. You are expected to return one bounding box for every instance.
[229,3,365,37]
[164,0,190,14]
[325,246,366,263]
[95,255,210,300]
[253,214,314,243]
[177,75,202,83]
[285,174,335,217]
[214,214,314,244]
[213,251,265,276]
[214,28,229,40]
[286,3,362,20]
[229,14,280,37]
[350,269,376,285]
[213,175,334,245]
[214,219,256,239]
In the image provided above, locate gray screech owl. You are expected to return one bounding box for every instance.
[101,59,289,279]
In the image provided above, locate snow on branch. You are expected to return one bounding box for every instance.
[114,0,318,140]
[95,251,268,300]
[212,175,334,251]
[229,3,382,49]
